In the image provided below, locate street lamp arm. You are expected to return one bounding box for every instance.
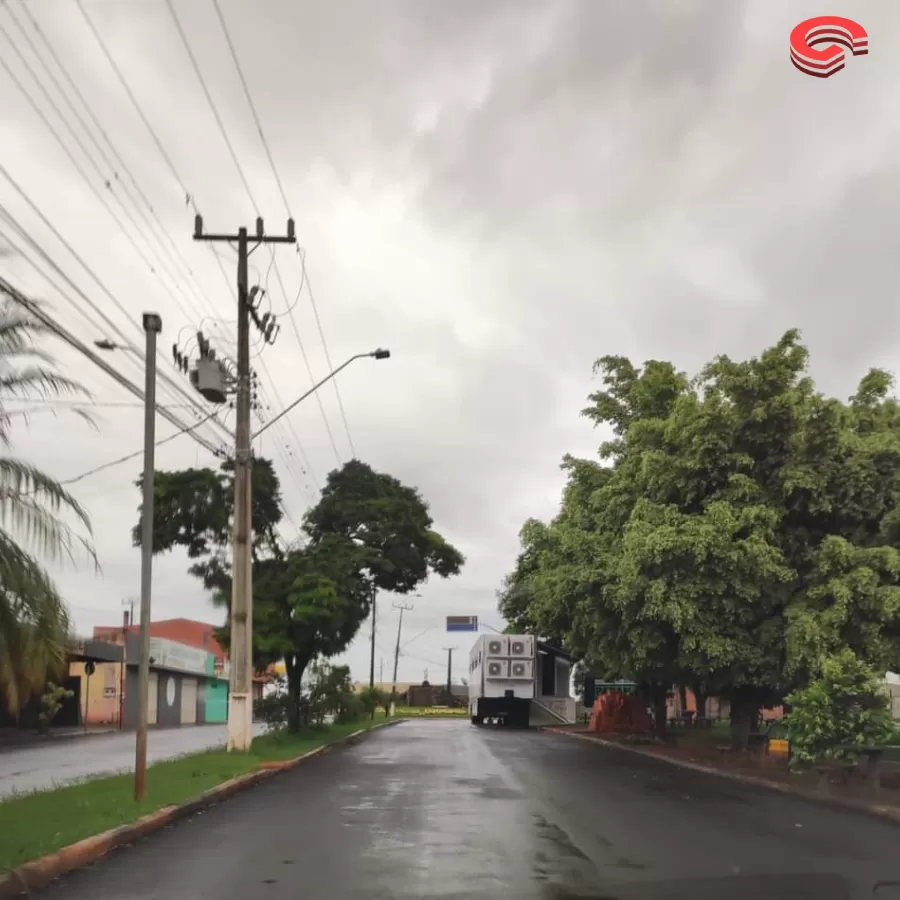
[251,349,389,442]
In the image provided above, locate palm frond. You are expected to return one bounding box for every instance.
[0,530,71,714]
[0,459,98,570]
[0,366,92,402]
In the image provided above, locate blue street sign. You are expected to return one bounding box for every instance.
[446,615,478,632]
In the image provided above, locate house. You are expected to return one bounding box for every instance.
[88,617,269,727]
[0,637,124,732]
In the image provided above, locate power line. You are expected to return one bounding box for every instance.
[13,0,242,341]
[72,0,244,352]
[72,0,315,501]
[3,398,200,409]
[163,0,330,481]
[0,275,224,457]
[210,0,288,213]
[73,0,193,211]
[0,180,234,445]
[209,0,350,463]
[164,0,258,214]
[0,15,197,324]
[61,412,219,485]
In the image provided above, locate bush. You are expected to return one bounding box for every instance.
[254,691,290,729]
[253,664,367,730]
[785,649,895,767]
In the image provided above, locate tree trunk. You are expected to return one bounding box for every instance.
[729,687,761,751]
[284,654,311,733]
[651,683,668,739]
[695,689,708,719]
[678,685,688,716]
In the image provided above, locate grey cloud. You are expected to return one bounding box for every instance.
[7,0,900,684]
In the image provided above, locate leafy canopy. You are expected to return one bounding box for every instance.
[134,456,464,730]
[501,329,900,728]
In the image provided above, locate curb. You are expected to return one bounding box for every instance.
[0,718,403,897]
[540,727,900,827]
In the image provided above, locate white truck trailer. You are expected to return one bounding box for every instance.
[468,634,536,727]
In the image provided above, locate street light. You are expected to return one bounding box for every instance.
[252,348,391,441]
[95,313,161,801]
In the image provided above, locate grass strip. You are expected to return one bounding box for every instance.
[394,706,467,717]
[0,719,386,872]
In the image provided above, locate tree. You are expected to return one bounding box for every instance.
[502,330,900,747]
[0,289,98,717]
[135,457,464,731]
[304,460,465,592]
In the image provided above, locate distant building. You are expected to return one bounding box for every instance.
[88,617,269,727]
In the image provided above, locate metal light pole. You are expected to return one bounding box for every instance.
[94,312,161,800]
[251,348,391,442]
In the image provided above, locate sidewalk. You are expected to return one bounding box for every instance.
[0,726,119,751]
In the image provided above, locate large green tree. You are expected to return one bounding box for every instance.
[135,457,463,730]
[503,330,900,746]
[0,286,97,716]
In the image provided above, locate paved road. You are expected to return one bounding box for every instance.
[33,721,900,899]
[0,724,266,797]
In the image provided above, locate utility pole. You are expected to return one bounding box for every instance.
[390,600,414,716]
[443,646,456,702]
[134,312,161,800]
[119,600,132,731]
[369,583,377,720]
[193,216,295,752]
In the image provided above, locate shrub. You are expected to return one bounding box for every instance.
[785,649,894,767]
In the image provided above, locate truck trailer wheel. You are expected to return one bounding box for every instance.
[471,715,483,725]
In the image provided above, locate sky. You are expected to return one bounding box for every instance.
[1,0,898,685]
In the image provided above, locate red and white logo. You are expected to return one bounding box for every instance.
[790,16,868,78]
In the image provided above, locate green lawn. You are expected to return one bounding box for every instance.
[393,705,467,718]
[670,721,733,746]
[0,719,388,872]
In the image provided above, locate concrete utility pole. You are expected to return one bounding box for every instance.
[369,583,377,720]
[135,312,162,799]
[389,599,414,716]
[443,646,456,701]
[193,216,295,752]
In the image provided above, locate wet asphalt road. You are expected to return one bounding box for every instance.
[32,720,900,899]
[0,724,266,797]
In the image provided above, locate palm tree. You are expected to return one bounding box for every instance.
[0,285,98,717]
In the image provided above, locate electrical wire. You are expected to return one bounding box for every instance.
[164,0,259,215]
[2,7,314,536]
[69,0,315,504]
[72,0,243,366]
[61,411,220,485]
[210,0,288,213]
[3,398,200,409]
[207,0,349,464]
[0,183,234,445]
[157,0,321,494]
[0,16,200,328]
[0,275,224,457]
[13,0,243,343]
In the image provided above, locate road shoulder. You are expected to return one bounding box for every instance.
[540,727,900,827]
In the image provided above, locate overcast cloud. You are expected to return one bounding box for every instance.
[1,0,897,684]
